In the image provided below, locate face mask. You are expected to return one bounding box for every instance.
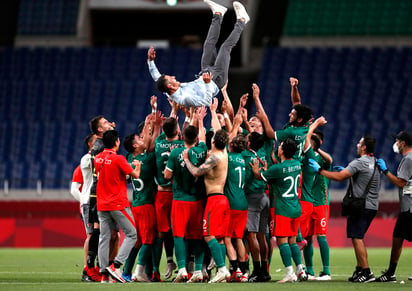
[393,142,400,154]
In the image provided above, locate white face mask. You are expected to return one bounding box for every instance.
[393,142,400,154]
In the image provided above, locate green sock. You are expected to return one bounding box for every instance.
[220,243,227,267]
[317,236,330,275]
[303,240,314,275]
[174,237,187,269]
[192,239,205,271]
[207,238,225,268]
[296,228,303,243]
[278,243,292,268]
[137,244,152,266]
[152,237,163,272]
[290,243,302,265]
[123,246,139,275]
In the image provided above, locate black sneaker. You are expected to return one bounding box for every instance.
[260,271,271,282]
[81,270,93,282]
[375,271,396,283]
[248,272,261,282]
[354,271,375,283]
[348,269,362,282]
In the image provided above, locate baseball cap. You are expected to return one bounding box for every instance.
[392,131,412,146]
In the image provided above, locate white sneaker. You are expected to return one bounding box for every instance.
[204,0,227,16]
[278,272,297,283]
[174,268,188,283]
[233,1,250,24]
[187,271,203,283]
[316,272,332,281]
[209,268,231,283]
[307,274,316,281]
[164,261,177,279]
[207,258,216,270]
[240,270,249,282]
[132,265,150,282]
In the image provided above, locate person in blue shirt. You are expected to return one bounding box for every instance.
[147,0,250,107]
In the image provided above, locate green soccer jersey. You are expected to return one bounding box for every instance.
[224,152,248,210]
[313,153,332,206]
[300,146,317,203]
[261,159,302,218]
[165,142,207,201]
[275,123,309,161]
[126,152,156,207]
[242,147,268,195]
[154,133,184,188]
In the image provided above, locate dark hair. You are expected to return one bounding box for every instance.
[281,138,298,159]
[231,134,247,153]
[137,121,145,136]
[84,133,95,150]
[183,125,198,145]
[311,135,321,151]
[292,104,313,125]
[248,132,264,152]
[163,117,178,138]
[123,133,136,153]
[362,134,376,154]
[102,130,119,149]
[214,129,229,150]
[156,75,169,93]
[89,115,103,134]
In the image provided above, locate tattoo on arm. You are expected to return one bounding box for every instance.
[186,154,219,177]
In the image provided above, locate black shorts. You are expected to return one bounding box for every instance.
[346,209,377,239]
[393,211,412,242]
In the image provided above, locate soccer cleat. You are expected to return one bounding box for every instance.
[151,271,163,282]
[248,272,261,283]
[296,265,308,281]
[101,273,111,284]
[202,265,210,282]
[278,272,297,283]
[230,268,243,282]
[409,276,412,281]
[307,274,316,281]
[315,272,332,281]
[187,271,203,283]
[106,264,125,283]
[164,261,177,279]
[375,271,396,283]
[209,268,231,283]
[121,272,132,282]
[233,1,250,24]
[132,266,151,282]
[261,270,272,282]
[348,269,362,282]
[354,271,375,283]
[85,266,102,282]
[174,268,189,283]
[204,0,227,16]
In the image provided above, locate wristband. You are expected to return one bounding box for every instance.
[318,167,323,173]
[383,169,389,175]
[223,113,229,119]
[185,117,190,123]
[152,109,156,113]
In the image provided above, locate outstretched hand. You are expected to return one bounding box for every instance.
[289,77,298,87]
[377,158,388,172]
[148,46,156,61]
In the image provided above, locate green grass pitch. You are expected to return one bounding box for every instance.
[0,247,411,290]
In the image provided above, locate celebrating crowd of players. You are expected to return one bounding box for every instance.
[70,0,412,284]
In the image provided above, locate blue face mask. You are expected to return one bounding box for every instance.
[393,142,400,154]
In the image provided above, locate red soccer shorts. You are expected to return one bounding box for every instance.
[131,204,156,244]
[203,194,230,239]
[171,199,204,239]
[274,214,299,237]
[155,190,173,233]
[311,205,329,235]
[299,200,314,238]
[227,209,248,239]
